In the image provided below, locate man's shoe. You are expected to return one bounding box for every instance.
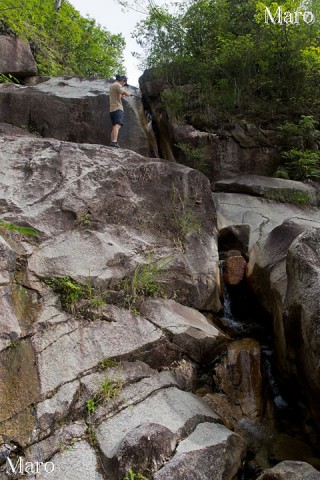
[110,141,120,148]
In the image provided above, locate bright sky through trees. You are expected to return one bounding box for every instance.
[69,0,151,85]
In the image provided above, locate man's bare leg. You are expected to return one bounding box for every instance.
[111,124,121,143]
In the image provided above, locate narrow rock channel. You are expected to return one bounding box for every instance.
[196,226,320,479]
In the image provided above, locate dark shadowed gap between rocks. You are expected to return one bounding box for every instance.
[196,249,320,480]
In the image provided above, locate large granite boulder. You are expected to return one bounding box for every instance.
[153,422,246,480]
[0,135,220,311]
[247,222,320,429]
[213,191,320,249]
[215,175,317,205]
[285,228,320,427]
[140,298,227,362]
[203,338,263,438]
[0,133,233,480]
[257,460,320,479]
[95,386,239,479]
[0,76,151,155]
[213,338,263,422]
[0,36,37,77]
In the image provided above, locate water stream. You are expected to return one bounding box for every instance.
[203,260,320,478]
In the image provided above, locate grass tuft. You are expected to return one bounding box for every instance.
[0,220,39,237]
[121,255,172,310]
[86,370,123,418]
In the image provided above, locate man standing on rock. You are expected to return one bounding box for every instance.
[109,74,130,148]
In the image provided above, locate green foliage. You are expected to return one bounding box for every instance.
[0,73,20,84]
[21,123,41,136]
[43,272,108,313]
[44,276,84,310]
[277,115,320,150]
[0,0,125,76]
[98,374,123,402]
[86,371,123,417]
[86,397,97,416]
[132,0,320,120]
[8,339,20,349]
[176,143,205,164]
[123,470,150,480]
[98,358,118,370]
[0,220,39,237]
[176,143,209,175]
[282,149,320,181]
[75,214,91,227]
[90,295,106,308]
[276,115,320,181]
[160,88,185,119]
[122,255,172,309]
[265,189,314,205]
[86,425,98,446]
[274,167,290,179]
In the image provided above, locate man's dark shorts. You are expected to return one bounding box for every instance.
[110,109,124,126]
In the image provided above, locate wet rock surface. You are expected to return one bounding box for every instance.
[221,255,247,286]
[218,224,250,255]
[247,221,320,431]
[285,228,320,428]
[214,176,320,476]
[214,338,263,422]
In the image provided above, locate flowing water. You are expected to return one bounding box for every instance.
[206,262,320,478]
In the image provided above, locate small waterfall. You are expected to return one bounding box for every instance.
[125,93,159,157]
[220,261,244,331]
[144,111,159,158]
[214,251,320,479]
[261,345,288,410]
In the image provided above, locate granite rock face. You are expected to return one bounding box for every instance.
[0,133,236,480]
[96,387,220,478]
[214,338,263,422]
[140,298,227,362]
[0,135,220,311]
[1,69,320,478]
[247,222,320,428]
[0,77,151,155]
[256,460,320,480]
[153,422,246,480]
[213,191,320,249]
[0,36,37,77]
[215,174,317,205]
[284,228,320,428]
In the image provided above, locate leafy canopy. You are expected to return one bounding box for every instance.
[0,0,125,77]
[132,0,320,121]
